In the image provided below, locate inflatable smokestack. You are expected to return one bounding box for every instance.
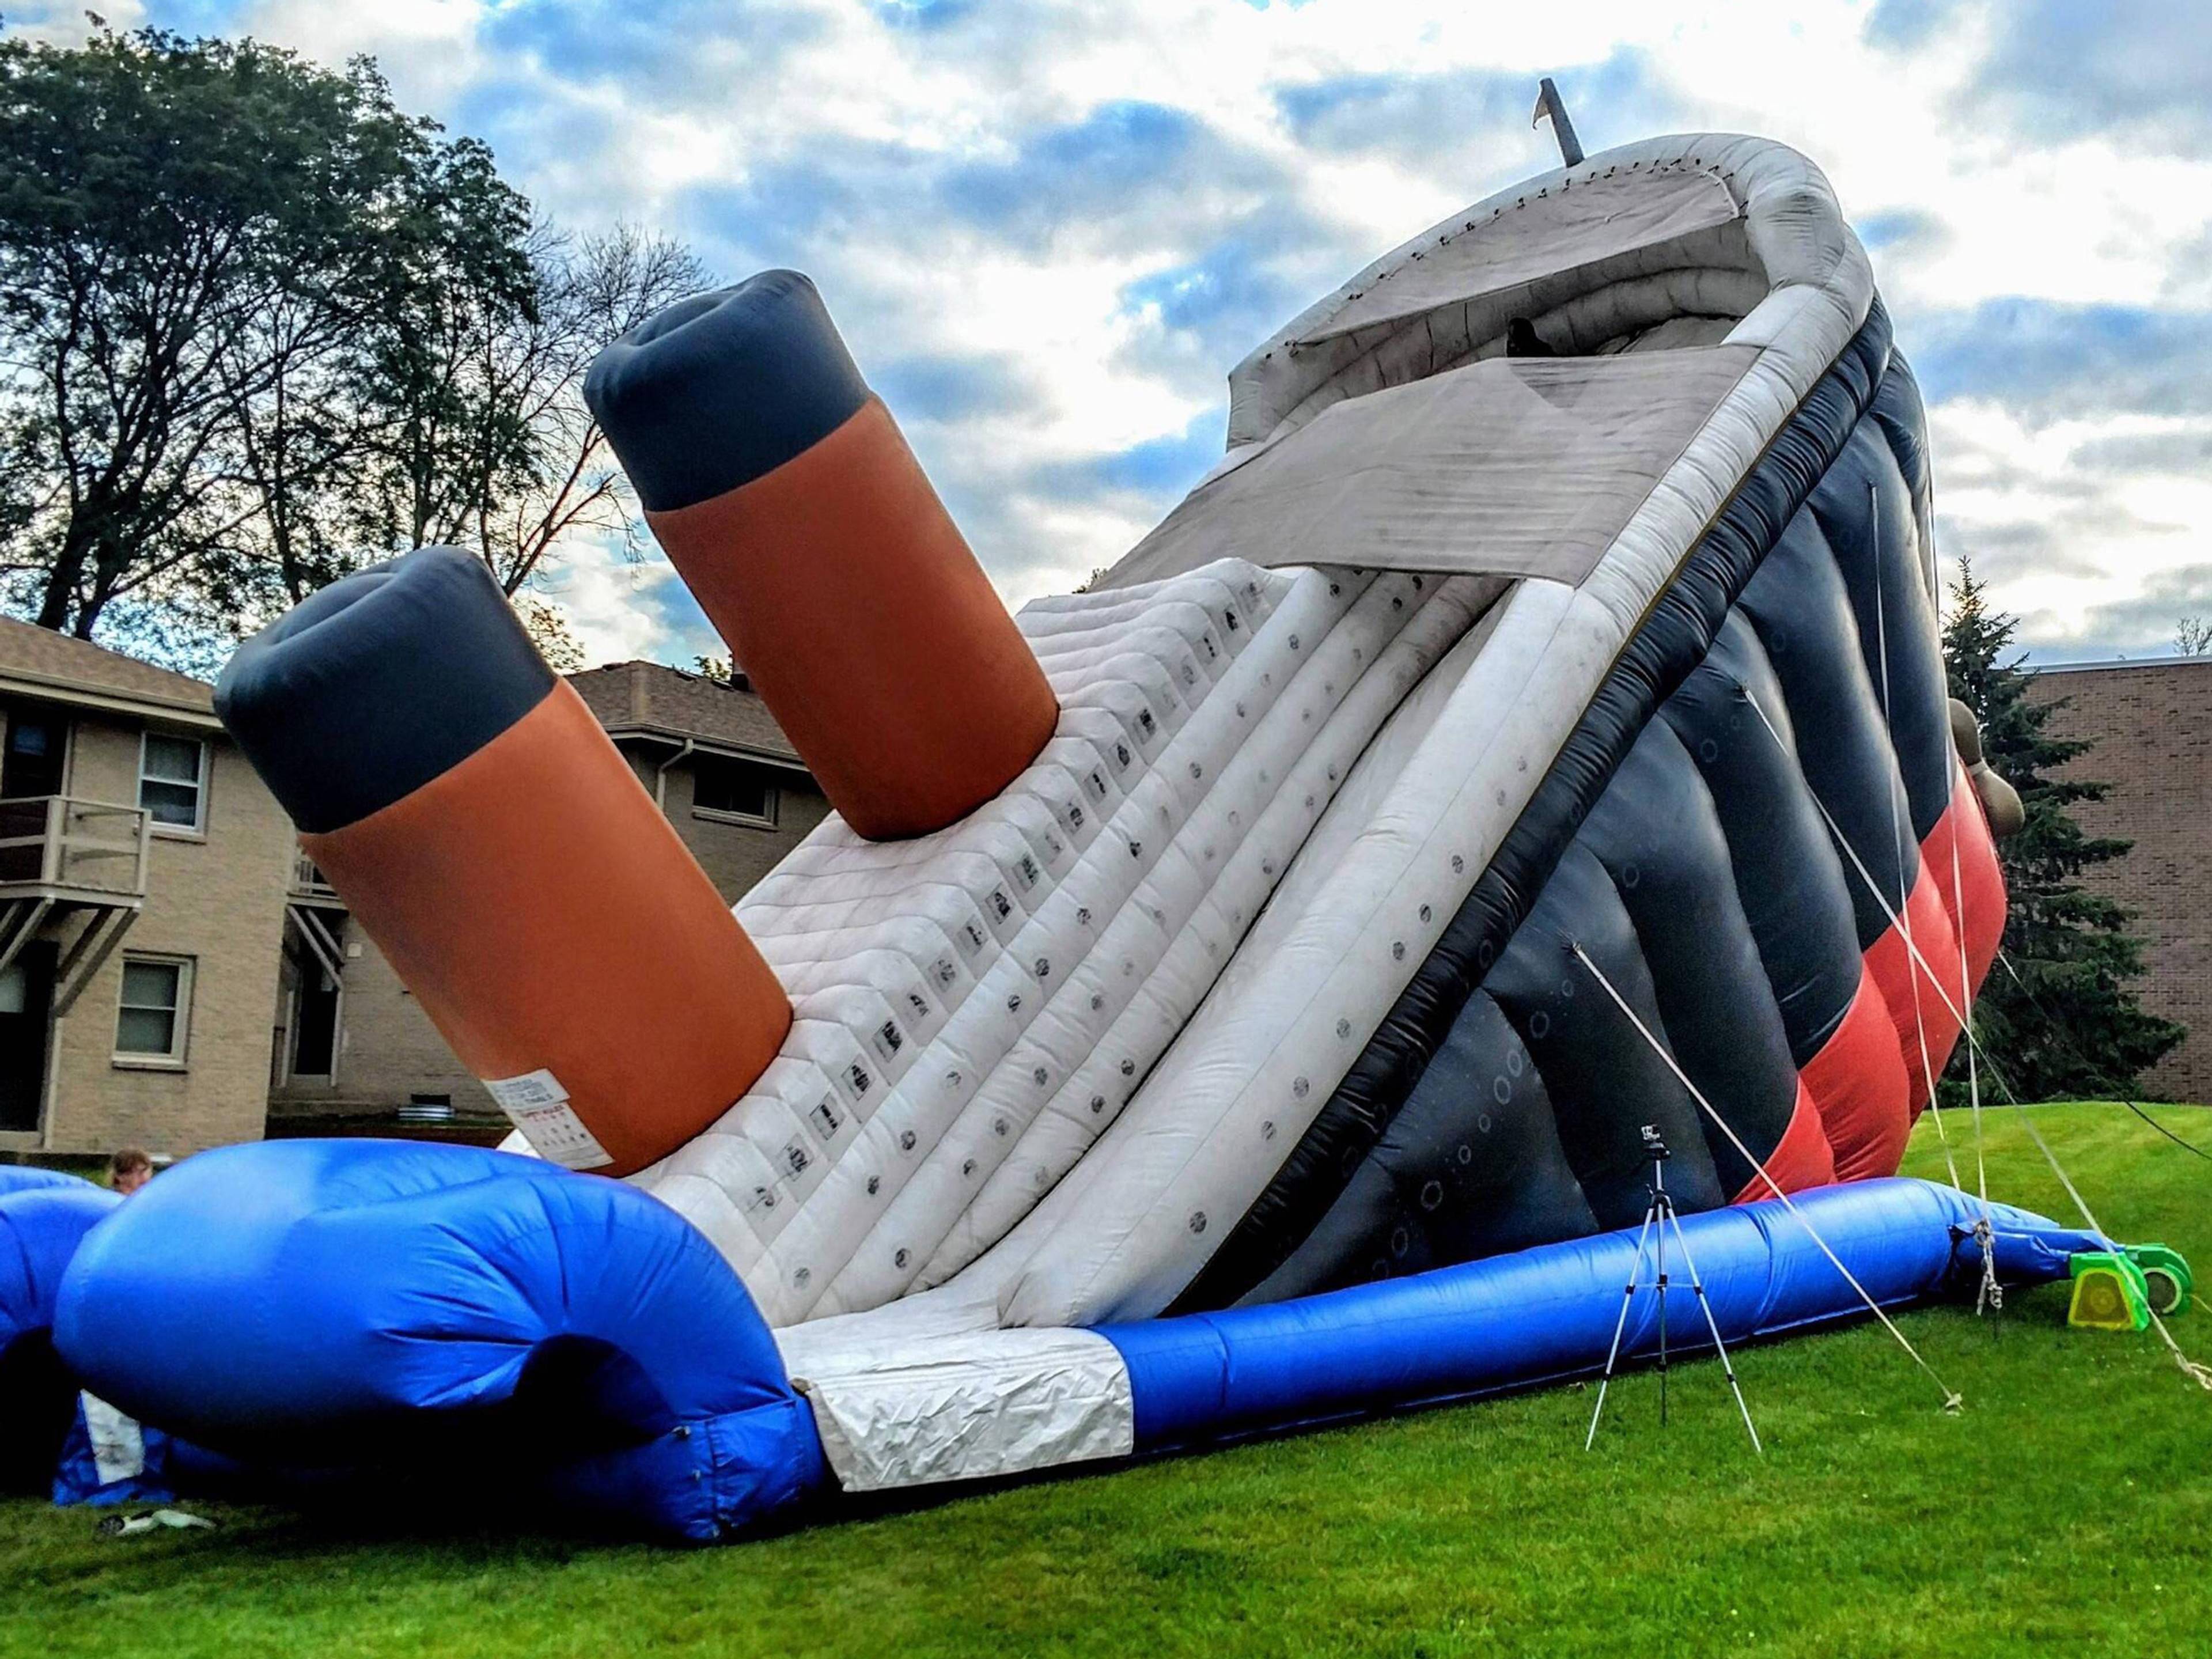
[215,548,791,1176]
[586,271,1059,841]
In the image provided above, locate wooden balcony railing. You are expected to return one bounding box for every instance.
[290,850,343,907]
[0,796,151,899]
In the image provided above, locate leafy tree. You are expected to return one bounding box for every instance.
[355,222,707,600]
[513,593,585,672]
[0,25,533,639]
[0,25,709,660]
[1942,557,2183,1101]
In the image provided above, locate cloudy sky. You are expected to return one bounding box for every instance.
[20,0,2210,667]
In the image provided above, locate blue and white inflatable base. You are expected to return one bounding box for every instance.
[0,1168,209,1506]
[55,1141,2099,1542]
[3,1169,122,1497]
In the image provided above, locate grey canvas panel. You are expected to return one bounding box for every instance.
[1103,344,1760,592]
[1300,169,1743,347]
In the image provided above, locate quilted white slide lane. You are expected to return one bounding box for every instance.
[850,571,1449,1306]
[764,568,1362,1323]
[626,562,1302,1323]
[919,572,1505,1289]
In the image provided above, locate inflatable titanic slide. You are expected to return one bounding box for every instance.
[50,132,2100,1539]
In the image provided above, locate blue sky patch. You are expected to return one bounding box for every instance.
[1909,299,2212,421]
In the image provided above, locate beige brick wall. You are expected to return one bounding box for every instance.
[268,925,486,1118]
[2032,660,2212,1104]
[39,716,291,1157]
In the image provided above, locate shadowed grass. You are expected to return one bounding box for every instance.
[4,1103,2206,1658]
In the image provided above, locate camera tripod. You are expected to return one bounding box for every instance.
[1585,1128,1763,1454]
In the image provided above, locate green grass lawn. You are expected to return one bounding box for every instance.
[5,1102,2208,1659]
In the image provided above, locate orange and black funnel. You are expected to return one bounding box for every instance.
[586,271,1059,841]
[216,547,789,1176]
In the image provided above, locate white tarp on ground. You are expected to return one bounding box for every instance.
[778,1290,1134,1491]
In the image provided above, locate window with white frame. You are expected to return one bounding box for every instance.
[138,733,207,831]
[115,954,192,1064]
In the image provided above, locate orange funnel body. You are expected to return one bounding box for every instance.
[217,547,789,1176]
[588,271,1058,841]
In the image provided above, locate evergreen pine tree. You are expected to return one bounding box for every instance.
[1942,557,2183,1101]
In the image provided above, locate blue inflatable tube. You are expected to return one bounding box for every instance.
[57,1140,824,1541]
[2,1174,234,1506]
[1,1176,119,1492]
[1100,1179,2097,1450]
[2,1179,117,1362]
[57,1147,2097,1541]
[0,1165,90,1198]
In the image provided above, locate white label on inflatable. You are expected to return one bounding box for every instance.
[484,1069,612,1169]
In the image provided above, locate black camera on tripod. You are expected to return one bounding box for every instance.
[1639,1124,1670,1161]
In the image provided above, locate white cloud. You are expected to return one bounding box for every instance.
[83,0,2212,666]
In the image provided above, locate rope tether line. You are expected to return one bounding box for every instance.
[1867,483,1967,1200]
[2001,1090,2212,1392]
[1950,827,2002,1320]
[1865,484,1993,1312]
[1740,690,2212,1392]
[1567,941,1965,1413]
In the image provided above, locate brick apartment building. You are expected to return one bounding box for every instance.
[0,617,823,1165]
[0,620,295,1161]
[2031,656,2212,1104]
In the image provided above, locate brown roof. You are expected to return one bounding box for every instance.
[0,616,218,728]
[567,660,805,769]
[0,622,808,763]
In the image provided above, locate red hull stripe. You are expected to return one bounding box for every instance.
[1865,862,1965,1119]
[1732,1078,1838,1202]
[1803,769,2008,1183]
[1802,964,1913,1179]
[1925,760,2008,990]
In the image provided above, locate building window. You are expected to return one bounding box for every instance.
[114,954,192,1065]
[691,755,778,827]
[138,733,207,832]
[1,711,66,800]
